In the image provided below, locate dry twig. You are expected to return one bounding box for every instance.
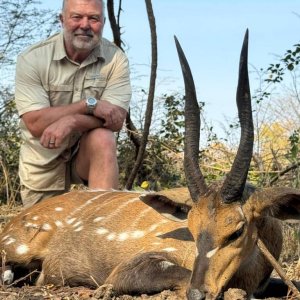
[257,238,300,299]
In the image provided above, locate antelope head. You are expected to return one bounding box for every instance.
[175,30,300,300]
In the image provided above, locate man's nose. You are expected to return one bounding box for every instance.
[79,17,90,29]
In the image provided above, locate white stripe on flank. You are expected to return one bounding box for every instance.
[130,207,152,227]
[68,192,111,218]
[72,221,82,228]
[2,235,10,241]
[148,220,169,233]
[93,216,105,223]
[66,218,77,225]
[103,197,140,223]
[55,220,64,227]
[74,226,83,232]
[5,237,16,245]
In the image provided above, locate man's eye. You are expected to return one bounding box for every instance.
[90,16,100,22]
[226,225,245,243]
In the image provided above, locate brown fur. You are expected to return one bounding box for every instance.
[0,186,299,299]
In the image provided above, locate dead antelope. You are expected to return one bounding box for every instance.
[1,30,300,300]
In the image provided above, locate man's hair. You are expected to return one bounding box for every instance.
[62,0,105,17]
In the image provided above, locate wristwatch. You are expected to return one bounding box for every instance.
[85,97,97,115]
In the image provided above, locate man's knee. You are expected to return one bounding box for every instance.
[83,128,117,151]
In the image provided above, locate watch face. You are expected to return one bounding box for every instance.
[87,97,97,106]
[86,97,97,115]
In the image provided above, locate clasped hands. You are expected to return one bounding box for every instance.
[40,100,126,149]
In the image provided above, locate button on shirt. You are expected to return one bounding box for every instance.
[15,32,132,191]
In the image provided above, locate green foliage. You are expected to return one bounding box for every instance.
[118,93,186,190]
[266,43,300,83]
[0,90,21,204]
[159,94,185,153]
[0,0,59,204]
[288,129,300,161]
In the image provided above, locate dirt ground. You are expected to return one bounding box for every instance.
[0,205,298,300]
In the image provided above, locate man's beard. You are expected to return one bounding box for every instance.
[64,28,101,52]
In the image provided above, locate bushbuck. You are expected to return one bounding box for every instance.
[0,30,300,299]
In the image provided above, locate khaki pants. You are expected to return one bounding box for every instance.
[20,152,86,209]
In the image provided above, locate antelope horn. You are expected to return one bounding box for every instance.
[221,29,254,203]
[174,36,209,202]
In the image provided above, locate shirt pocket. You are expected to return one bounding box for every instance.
[83,76,107,100]
[49,84,74,106]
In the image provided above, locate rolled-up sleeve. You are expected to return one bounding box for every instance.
[15,53,50,116]
[101,50,132,111]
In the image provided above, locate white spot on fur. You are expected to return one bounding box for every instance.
[117,232,129,241]
[5,237,16,245]
[55,220,64,227]
[66,218,76,225]
[159,261,175,270]
[74,226,83,232]
[24,222,39,229]
[162,247,177,252]
[131,230,145,239]
[96,227,109,235]
[16,244,29,255]
[107,232,116,241]
[32,216,39,221]
[206,247,219,258]
[42,223,52,231]
[93,216,104,222]
[72,221,82,228]
[1,235,10,241]
[55,207,63,212]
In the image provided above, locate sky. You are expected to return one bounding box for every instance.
[42,0,300,134]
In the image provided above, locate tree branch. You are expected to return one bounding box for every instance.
[270,161,300,185]
[125,0,157,189]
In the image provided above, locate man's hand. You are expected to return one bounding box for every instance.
[40,115,75,148]
[94,100,127,131]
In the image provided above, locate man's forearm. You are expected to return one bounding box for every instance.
[22,100,88,137]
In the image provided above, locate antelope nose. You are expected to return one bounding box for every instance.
[187,288,206,300]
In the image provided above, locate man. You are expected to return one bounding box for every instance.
[15,0,132,208]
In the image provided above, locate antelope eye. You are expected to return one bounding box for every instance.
[226,224,245,244]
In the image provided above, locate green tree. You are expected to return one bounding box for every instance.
[0,0,59,204]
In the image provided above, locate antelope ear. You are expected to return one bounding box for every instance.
[244,187,300,221]
[139,187,192,222]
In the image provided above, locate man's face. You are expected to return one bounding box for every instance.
[60,0,105,54]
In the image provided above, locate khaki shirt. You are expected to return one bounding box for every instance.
[15,32,132,191]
